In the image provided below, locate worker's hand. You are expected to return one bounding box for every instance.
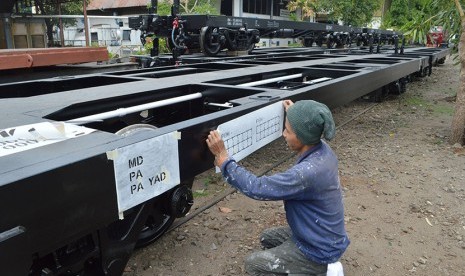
[283,100,294,112]
[206,130,229,167]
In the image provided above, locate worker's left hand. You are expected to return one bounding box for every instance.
[206,130,228,167]
[283,99,294,112]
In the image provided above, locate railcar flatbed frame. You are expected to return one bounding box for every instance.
[0,45,449,275]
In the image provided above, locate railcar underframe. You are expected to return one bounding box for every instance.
[0,46,449,275]
[128,0,404,58]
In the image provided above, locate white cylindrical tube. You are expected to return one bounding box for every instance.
[237,73,303,87]
[67,92,203,124]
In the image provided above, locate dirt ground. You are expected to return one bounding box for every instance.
[124,56,465,276]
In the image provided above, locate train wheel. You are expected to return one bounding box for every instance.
[135,178,194,248]
[115,123,157,136]
[200,26,222,56]
[135,196,175,248]
[369,88,384,103]
[247,41,256,54]
[303,38,314,47]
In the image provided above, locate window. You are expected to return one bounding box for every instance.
[243,0,251,13]
[91,32,98,43]
[31,35,45,48]
[122,30,131,41]
[243,0,270,15]
[13,35,28,48]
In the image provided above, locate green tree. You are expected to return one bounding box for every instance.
[382,0,393,17]
[180,0,217,14]
[152,1,172,15]
[287,0,380,26]
[287,0,317,21]
[19,0,88,47]
[318,0,381,26]
[426,0,465,145]
[382,0,435,44]
[156,0,218,15]
[442,0,465,145]
[384,0,465,145]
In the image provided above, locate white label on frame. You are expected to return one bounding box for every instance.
[111,131,180,215]
[0,122,95,157]
[218,102,284,163]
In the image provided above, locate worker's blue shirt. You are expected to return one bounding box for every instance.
[220,141,349,264]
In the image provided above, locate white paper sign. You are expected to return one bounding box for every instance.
[109,131,180,215]
[0,122,95,157]
[218,102,284,162]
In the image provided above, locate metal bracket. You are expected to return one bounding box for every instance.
[249,95,280,101]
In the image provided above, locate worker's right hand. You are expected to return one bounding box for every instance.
[206,130,228,167]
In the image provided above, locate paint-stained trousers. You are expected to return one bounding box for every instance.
[245,226,327,276]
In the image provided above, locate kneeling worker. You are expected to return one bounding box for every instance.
[206,100,349,275]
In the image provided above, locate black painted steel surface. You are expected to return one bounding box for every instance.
[0,46,449,275]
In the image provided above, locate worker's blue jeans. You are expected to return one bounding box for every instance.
[245,226,327,276]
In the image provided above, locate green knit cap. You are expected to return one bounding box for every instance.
[286,100,336,145]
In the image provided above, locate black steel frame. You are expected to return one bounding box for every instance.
[0,46,449,275]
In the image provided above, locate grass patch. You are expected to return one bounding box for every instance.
[402,95,454,116]
[432,104,454,115]
[202,175,216,187]
[442,87,457,96]
[433,138,445,145]
[403,95,429,107]
[193,189,210,198]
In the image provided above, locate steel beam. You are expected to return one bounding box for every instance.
[0,47,108,70]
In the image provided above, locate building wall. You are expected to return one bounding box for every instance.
[11,19,47,48]
[0,18,46,49]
